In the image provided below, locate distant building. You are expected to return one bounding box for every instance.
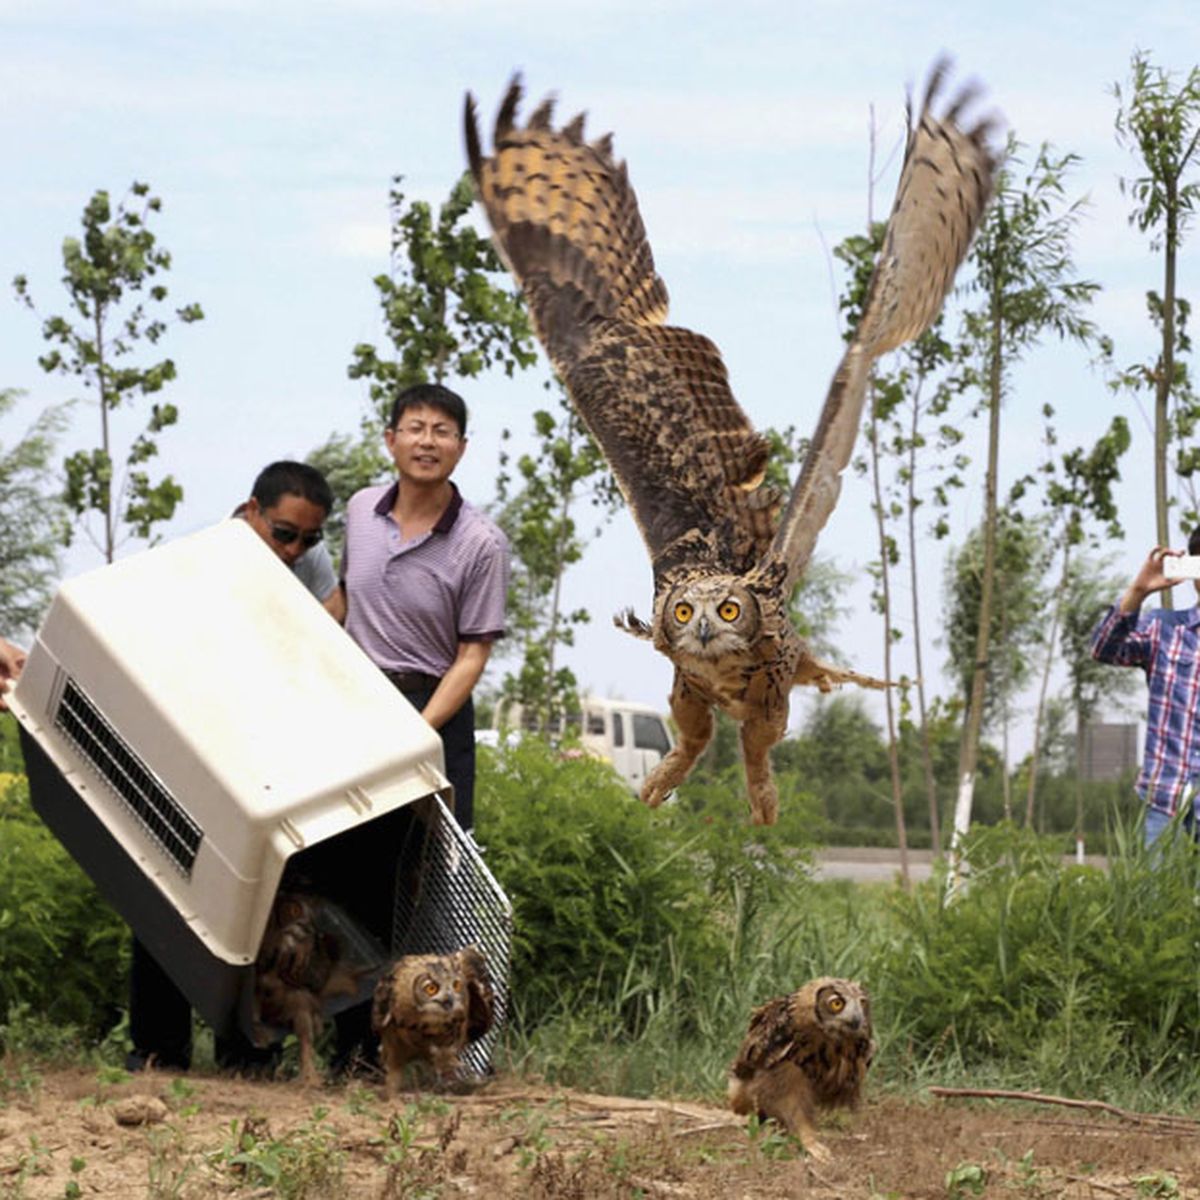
[1082,722,1139,782]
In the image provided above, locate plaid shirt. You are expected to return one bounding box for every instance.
[1090,602,1200,816]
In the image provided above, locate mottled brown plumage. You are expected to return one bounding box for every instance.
[466,61,999,824]
[253,892,365,1086]
[729,977,875,1160]
[371,947,496,1098]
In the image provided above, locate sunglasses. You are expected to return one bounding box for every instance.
[267,522,323,549]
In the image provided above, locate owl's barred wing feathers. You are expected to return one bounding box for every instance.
[761,58,999,593]
[465,79,780,580]
[459,945,497,1044]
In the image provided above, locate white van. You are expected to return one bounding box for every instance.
[491,696,674,795]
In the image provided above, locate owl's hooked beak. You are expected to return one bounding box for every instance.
[697,616,713,647]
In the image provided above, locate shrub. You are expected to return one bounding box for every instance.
[476,739,732,1036]
[881,821,1200,1096]
[0,773,128,1039]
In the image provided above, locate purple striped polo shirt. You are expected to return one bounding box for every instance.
[341,481,508,677]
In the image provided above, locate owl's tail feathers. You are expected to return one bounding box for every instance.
[614,608,654,640]
[794,655,898,693]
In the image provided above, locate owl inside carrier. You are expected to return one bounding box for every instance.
[10,520,511,1069]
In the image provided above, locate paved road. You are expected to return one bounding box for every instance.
[814,848,935,883]
[814,847,1109,884]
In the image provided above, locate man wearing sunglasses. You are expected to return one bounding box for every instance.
[236,460,345,620]
[127,459,342,1076]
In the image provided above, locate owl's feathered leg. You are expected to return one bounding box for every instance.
[640,672,712,807]
[794,653,889,693]
[379,1029,414,1101]
[740,712,787,826]
[732,1059,830,1161]
[291,1000,321,1088]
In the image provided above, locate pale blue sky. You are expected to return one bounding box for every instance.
[1,1,1196,744]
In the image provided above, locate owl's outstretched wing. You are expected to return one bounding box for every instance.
[465,79,780,583]
[730,994,805,1077]
[755,59,999,595]
[459,945,497,1043]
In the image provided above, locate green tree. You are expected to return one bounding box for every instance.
[1112,53,1200,561]
[950,140,1104,857]
[1058,555,1141,853]
[13,182,203,562]
[311,173,539,558]
[0,390,71,636]
[1024,414,1129,825]
[493,393,618,728]
[838,214,972,862]
[945,513,1047,822]
[349,173,536,409]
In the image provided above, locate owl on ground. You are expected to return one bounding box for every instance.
[371,947,496,1098]
[729,977,875,1161]
[465,62,999,824]
[254,892,366,1087]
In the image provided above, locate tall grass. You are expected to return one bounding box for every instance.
[3,734,1200,1115]
[482,745,1200,1112]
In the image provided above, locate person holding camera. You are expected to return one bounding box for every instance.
[1090,533,1200,848]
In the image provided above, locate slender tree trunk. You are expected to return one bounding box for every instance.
[433,286,449,383]
[1157,187,1177,607]
[1073,704,1086,862]
[950,285,1003,884]
[997,600,1013,822]
[907,380,942,855]
[864,106,909,882]
[869,411,910,886]
[1026,539,1070,825]
[543,438,576,727]
[95,310,114,564]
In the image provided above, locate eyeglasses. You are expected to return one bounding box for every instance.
[392,422,462,443]
[267,522,323,549]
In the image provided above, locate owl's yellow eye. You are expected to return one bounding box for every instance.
[718,600,741,622]
[673,602,693,623]
[423,980,439,996]
[828,994,845,1014]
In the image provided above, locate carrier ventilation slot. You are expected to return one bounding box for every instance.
[53,677,203,876]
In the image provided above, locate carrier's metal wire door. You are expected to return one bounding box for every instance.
[391,795,513,1074]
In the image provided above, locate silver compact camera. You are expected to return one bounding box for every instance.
[1163,554,1200,580]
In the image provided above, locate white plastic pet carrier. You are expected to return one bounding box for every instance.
[10,521,511,1058]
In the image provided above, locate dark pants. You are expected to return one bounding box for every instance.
[128,938,192,1069]
[127,938,277,1072]
[389,679,476,832]
[332,678,476,1072]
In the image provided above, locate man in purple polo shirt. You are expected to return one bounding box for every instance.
[1091,532,1200,848]
[339,383,509,833]
[332,383,507,1075]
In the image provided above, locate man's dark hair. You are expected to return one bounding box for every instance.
[1187,527,1200,556]
[251,461,334,515]
[387,383,468,436]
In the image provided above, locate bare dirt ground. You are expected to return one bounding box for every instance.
[1,1065,1198,1198]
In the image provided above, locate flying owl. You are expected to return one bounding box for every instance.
[371,946,496,1098]
[253,891,367,1087]
[729,976,875,1160]
[465,62,999,824]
